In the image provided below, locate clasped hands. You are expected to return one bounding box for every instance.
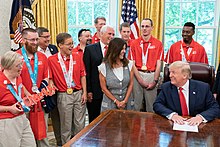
[139,80,157,90]
[171,114,203,126]
[115,100,126,109]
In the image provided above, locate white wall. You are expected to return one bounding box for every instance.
[0,0,13,56]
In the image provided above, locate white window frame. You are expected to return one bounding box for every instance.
[164,0,220,65]
[67,0,119,43]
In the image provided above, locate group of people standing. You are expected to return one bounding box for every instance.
[0,16,219,147]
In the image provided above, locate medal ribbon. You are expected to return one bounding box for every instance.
[125,46,130,58]
[180,40,192,62]
[141,40,151,66]
[58,53,75,88]
[21,47,38,87]
[7,83,30,112]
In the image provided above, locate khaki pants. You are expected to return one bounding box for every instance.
[0,114,36,147]
[133,72,157,112]
[57,90,86,145]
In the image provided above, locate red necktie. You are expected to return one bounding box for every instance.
[178,87,188,116]
[104,45,108,56]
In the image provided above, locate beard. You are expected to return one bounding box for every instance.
[86,39,92,45]
[25,41,38,54]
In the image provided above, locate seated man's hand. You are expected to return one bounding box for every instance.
[186,115,203,126]
[171,114,187,125]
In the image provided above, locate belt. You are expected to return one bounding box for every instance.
[59,89,80,93]
[72,88,80,93]
[138,69,155,73]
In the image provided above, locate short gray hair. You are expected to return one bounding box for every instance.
[169,61,192,79]
[94,17,106,24]
[100,25,113,33]
[1,51,23,70]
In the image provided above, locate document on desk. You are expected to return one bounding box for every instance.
[173,122,198,132]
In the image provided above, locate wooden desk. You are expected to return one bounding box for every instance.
[64,110,220,147]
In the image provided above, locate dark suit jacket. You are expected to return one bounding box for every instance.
[83,42,103,100]
[213,64,220,105]
[48,44,58,55]
[153,79,220,121]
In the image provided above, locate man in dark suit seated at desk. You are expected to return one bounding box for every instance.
[153,61,220,126]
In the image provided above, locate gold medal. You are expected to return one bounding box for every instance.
[141,65,147,71]
[67,88,73,94]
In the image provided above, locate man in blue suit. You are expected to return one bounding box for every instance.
[153,61,219,126]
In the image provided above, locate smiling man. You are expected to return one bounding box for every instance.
[36,27,58,57]
[48,33,87,145]
[165,22,208,64]
[36,27,61,146]
[83,25,115,123]
[153,61,219,125]
[17,28,50,147]
[92,17,106,44]
[129,18,164,112]
[73,29,92,55]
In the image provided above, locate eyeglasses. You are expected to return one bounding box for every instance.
[24,38,39,42]
[39,35,51,39]
[63,42,74,47]
[15,61,24,68]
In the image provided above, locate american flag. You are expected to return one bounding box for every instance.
[14,21,23,43]
[121,0,139,39]
[9,0,36,50]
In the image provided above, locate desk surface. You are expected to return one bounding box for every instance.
[64,110,220,147]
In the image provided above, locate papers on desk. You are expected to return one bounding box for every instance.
[173,121,198,132]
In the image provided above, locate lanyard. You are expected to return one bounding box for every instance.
[125,46,130,58]
[58,53,75,88]
[140,40,151,66]
[7,83,30,112]
[21,47,38,87]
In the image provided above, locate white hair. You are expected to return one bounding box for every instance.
[100,25,114,33]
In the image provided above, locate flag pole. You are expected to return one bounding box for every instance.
[18,0,23,32]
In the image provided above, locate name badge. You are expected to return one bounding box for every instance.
[192,51,197,54]
[149,45,155,49]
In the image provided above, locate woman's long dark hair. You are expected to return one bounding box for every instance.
[103,38,129,68]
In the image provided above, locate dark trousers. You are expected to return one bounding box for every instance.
[50,105,62,146]
[86,99,102,123]
[217,94,220,107]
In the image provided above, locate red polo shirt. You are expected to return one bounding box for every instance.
[127,39,133,47]
[73,44,84,59]
[0,72,24,119]
[48,52,86,92]
[130,36,164,71]
[126,39,133,59]
[165,39,209,64]
[92,32,100,44]
[17,50,49,94]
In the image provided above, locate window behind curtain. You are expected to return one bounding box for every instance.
[164,0,219,65]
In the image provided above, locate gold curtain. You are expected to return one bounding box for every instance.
[31,0,68,45]
[136,0,164,41]
[118,0,164,41]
